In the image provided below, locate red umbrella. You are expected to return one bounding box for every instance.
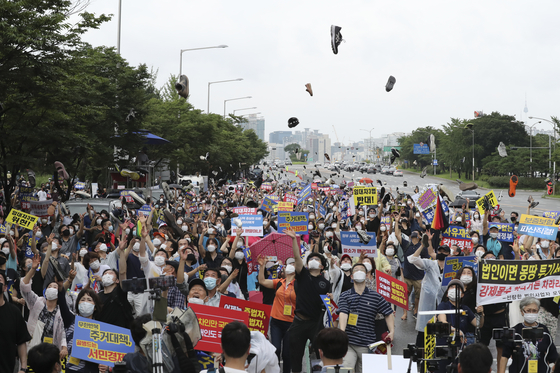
[359,177,373,184]
[248,233,301,272]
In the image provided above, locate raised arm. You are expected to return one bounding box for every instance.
[41,233,55,278]
[257,255,275,289]
[285,228,303,273]
[230,228,242,259]
[482,209,489,235]
[218,268,239,294]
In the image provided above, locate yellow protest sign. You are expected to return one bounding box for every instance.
[6,209,38,230]
[424,316,436,372]
[278,202,293,211]
[353,186,377,206]
[475,190,498,215]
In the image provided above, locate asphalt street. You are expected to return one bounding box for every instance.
[271,164,560,362]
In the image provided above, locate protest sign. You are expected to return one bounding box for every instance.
[233,207,257,215]
[71,316,135,366]
[138,204,152,217]
[476,259,560,306]
[321,295,339,327]
[219,297,272,335]
[297,184,312,206]
[30,200,53,218]
[340,231,377,257]
[422,199,448,224]
[6,209,38,230]
[488,223,514,242]
[543,211,560,220]
[376,271,408,309]
[235,215,263,237]
[317,183,330,192]
[381,216,391,229]
[278,212,309,234]
[119,190,135,203]
[441,226,472,253]
[260,182,273,191]
[424,317,436,373]
[441,256,478,287]
[353,186,377,206]
[189,303,249,353]
[412,186,437,212]
[197,352,214,372]
[74,181,86,190]
[260,196,278,214]
[278,202,293,211]
[19,186,37,209]
[475,190,498,215]
[339,200,349,219]
[518,214,558,241]
[284,193,297,204]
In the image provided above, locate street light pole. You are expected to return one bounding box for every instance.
[529,116,557,194]
[207,78,243,114]
[179,45,228,77]
[233,107,257,116]
[360,127,375,162]
[472,129,474,182]
[224,96,252,118]
[117,0,122,54]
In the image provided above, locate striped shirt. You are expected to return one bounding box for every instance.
[338,287,393,346]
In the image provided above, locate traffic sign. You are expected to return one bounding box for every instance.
[433,159,438,166]
[413,144,430,155]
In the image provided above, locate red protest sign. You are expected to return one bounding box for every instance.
[376,271,408,310]
[233,207,257,215]
[311,183,318,190]
[189,304,249,353]
[284,193,297,204]
[219,297,272,335]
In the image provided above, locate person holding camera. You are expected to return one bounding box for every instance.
[500,297,558,373]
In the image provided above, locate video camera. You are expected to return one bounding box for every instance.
[493,326,544,343]
[121,276,176,294]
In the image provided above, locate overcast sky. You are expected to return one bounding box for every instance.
[79,0,560,144]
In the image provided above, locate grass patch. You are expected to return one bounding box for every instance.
[292,162,308,165]
[402,168,493,188]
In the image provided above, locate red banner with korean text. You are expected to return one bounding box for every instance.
[189,304,249,353]
[476,259,560,306]
[219,297,272,335]
[376,271,408,310]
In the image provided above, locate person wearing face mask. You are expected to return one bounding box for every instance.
[199,235,223,270]
[97,246,134,329]
[500,297,558,373]
[177,249,209,304]
[365,207,382,233]
[230,228,249,299]
[470,211,484,235]
[435,281,479,372]
[456,266,484,345]
[320,227,341,256]
[57,216,84,257]
[408,234,448,345]
[316,218,326,233]
[0,234,17,271]
[61,288,107,372]
[483,220,514,259]
[83,251,110,293]
[41,236,70,290]
[258,255,297,373]
[339,263,395,373]
[20,254,68,359]
[285,228,331,373]
[218,259,244,299]
[201,268,223,307]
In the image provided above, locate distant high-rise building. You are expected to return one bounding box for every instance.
[269,131,293,144]
[240,114,265,141]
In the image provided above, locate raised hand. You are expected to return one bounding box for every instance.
[284,227,297,239]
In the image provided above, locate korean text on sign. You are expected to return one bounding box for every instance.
[340,231,377,257]
[376,271,408,309]
[441,226,472,253]
[441,256,478,287]
[412,187,437,212]
[219,297,272,335]
[278,212,309,234]
[475,190,498,215]
[476,259,560,306]
[72,317,134,367]
[488,223,514,242]
[6,209,39,230]
[352,186,377,206]
[517,214,558,241]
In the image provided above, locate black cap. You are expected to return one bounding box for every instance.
[438,245,451,253]
[189,278,208,295]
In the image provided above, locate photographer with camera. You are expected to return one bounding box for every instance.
[499,297,558,373]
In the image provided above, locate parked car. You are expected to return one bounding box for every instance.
[285,160,292,165]
[381,166,390,174]
[393,170,404,177]
[387,166,397,174]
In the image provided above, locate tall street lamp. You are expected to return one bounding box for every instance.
[240,112,261,117]
[233,107,257,116]
[525,121,542,176]
[360,127,375,162]
[224,97,252,118]
[529,116,557,194]
[179,45,228,77]
[207,78,243,113]
[465,123,474,182]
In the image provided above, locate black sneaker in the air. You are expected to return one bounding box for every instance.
[356,229,371,245]
[331,25,343,54]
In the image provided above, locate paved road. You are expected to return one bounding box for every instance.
[271,164,560,359]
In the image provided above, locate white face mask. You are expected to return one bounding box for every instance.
[79,302,95,317]
[1,247,9,256]
[90,260,100,271]
[69,228,74,235]
[207,228,215,235]
[523,312,538,324]
[380,225,387,232]
[96,218,102,225]
[45,288,58,301]
[318,223,325,230]
[386,247,395,256]
[331,223,337,229]
[285,264,296,274]
[102,274,115,287]
[154,256,166,267]
[235,251,245,260]
[332,206,338,212]
[358,211,364,216]
[476,250,484,258]
[353,271,366,283]
[223,265,232,274]
[160,244,167,251]
[207,245,216,253]
[36,231,43,238]
[364,262,372,272]
[472,237,479,244]
[182,225,189,232]
[153,238,162,246]
[415,212,421,218]
[51,242,58,251]
[125,228,131,235]
[355,224,362,230]
[447,288,460,300]
[308,224,314,230]
[489,232,498,239]
[220,211,225,216]
[341,262,352,271]
[79,249,88,257]
[189,297,205,305]
[133,242,140,252]
[326,232,334,238]
[308,259,320,270]
[460,275,472,285]
[541,240,550,249]
[99,243,108,252]
[309,214,315,220]
[369,214,375,218]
